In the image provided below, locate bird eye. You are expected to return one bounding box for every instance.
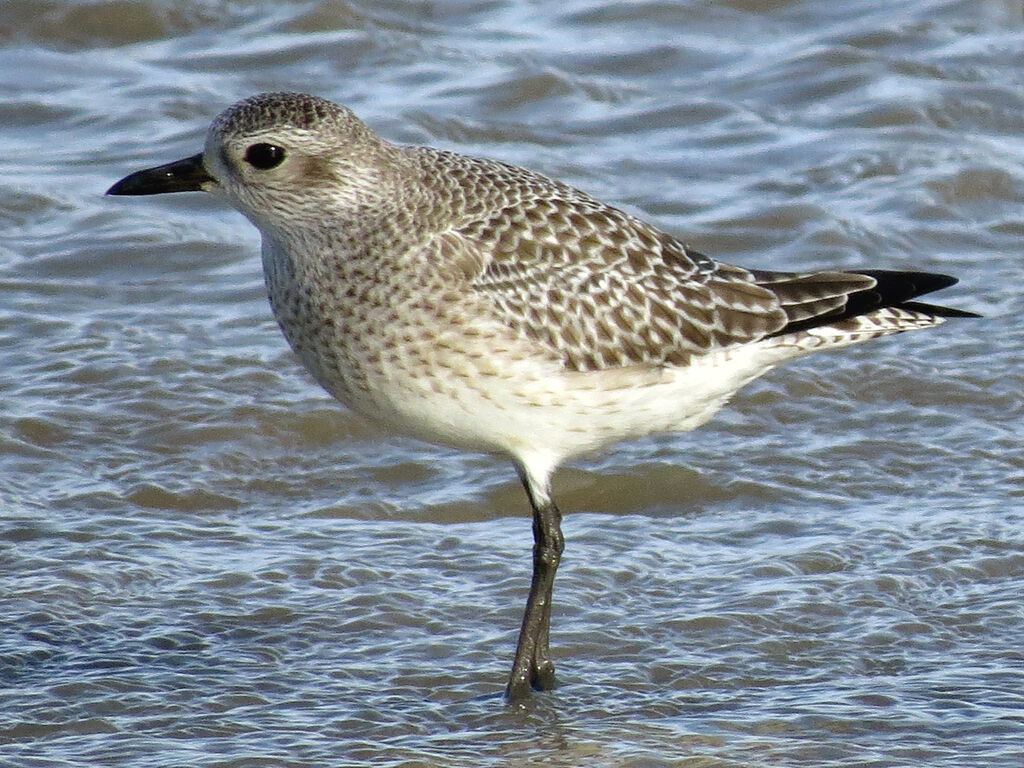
[244,143,286,170]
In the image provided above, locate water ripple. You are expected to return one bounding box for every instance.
[2,0,1022,766]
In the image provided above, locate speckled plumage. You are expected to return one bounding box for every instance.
[108,92,977,699]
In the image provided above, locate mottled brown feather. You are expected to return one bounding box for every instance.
[403,150,971,374]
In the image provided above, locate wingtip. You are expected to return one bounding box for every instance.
[900,301,981,319]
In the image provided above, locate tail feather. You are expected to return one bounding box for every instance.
[896,300,982,319]
[762,269,980,338]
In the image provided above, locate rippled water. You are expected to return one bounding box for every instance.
[2,1,1023,766]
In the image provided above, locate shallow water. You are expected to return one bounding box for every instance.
[2,0,1023,766]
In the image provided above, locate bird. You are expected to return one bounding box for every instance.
[107,92,978,700]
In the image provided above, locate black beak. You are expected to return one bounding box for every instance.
[106,153,214,195]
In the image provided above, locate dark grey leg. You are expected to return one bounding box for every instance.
[506,468,564,700]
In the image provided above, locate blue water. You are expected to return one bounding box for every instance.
[2,1,1022,766]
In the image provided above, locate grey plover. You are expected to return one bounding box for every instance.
[108,92,978,700]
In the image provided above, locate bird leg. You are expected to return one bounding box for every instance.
[506,470,564,700]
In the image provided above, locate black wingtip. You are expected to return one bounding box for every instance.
[845,270,978,318]
[900,301,982,319]
[767,268,979,338]
[856,270,957,302]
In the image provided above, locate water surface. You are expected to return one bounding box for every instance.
[2,1,1022,766]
